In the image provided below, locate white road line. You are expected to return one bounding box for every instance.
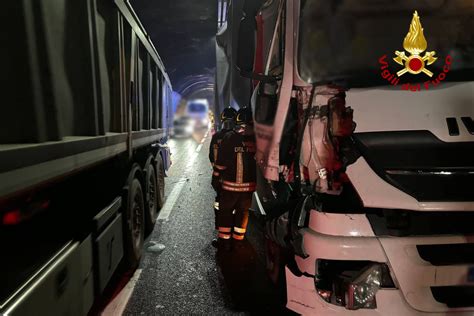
[101,269,143,316]
[158,133,208,221]
[157,178,187,221]
[158,142,203,220]
[104,133,209,314]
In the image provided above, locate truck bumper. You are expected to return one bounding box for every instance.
[286,266,474,316]
[286,227,474,315]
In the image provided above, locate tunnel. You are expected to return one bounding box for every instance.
[1,1,474,316]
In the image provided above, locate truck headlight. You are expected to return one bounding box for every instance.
[346,264,381,310]
[315,260,395,310]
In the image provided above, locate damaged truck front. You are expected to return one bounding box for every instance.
[239,0,474,315]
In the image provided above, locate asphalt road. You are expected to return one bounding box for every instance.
[123,129,295,315]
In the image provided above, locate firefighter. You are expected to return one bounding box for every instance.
[209,107,237,230]
[212,107,256,250]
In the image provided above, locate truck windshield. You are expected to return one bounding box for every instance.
[188,103,207,113]
[298,0,474,87]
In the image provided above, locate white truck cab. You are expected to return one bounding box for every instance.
[238,0,474,314]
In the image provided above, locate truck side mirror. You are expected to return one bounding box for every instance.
[236,14,277,83]
[236,14,255,75]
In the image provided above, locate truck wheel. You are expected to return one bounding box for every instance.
[265,237,286,285]
[145,163,158,234]
[265,237,288,303]
[156,154,165,209]
[123,176,145,268]
[265,237,281,284]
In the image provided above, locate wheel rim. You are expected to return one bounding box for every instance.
[132,188,143,251]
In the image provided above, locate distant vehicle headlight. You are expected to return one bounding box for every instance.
[185,125,194,134]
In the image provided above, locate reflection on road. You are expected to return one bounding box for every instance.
[121,127,294,315]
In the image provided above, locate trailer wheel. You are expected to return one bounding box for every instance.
[123,174,145,268]
[144,163,158,234]
[156,154,165,209]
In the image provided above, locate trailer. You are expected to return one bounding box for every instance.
[0,1,172,315]
[230,0,474,315]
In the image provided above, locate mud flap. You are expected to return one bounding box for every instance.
[154,143,171,175]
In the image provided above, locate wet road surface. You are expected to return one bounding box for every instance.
[123,129,295,315]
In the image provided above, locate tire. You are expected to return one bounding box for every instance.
[156,154,165,209]
[265,237,285,285]
[144,163,158,234]
[265,237,288,303]
[123,173,145,268]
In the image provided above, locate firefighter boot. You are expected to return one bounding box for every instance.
[232,239,245,250]
[214,227,232,250]
[211,238,232,251]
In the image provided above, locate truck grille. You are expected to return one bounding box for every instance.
[417,244,474,265]
[431,286,474,308]
[379,236,474,312]
[384,169,474,202]
[354,130,474,202]
[367,209,474,237]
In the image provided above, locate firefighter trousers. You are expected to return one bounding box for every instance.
[216,190,252,241]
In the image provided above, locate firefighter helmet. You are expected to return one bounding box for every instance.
[235,107,253,125]
[220,107,237,122]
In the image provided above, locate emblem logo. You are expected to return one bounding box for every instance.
[393,11,437,77]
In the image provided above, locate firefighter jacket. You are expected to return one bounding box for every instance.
[215,130,256,192]
[209,129,231,165]
[210,129,232,193]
